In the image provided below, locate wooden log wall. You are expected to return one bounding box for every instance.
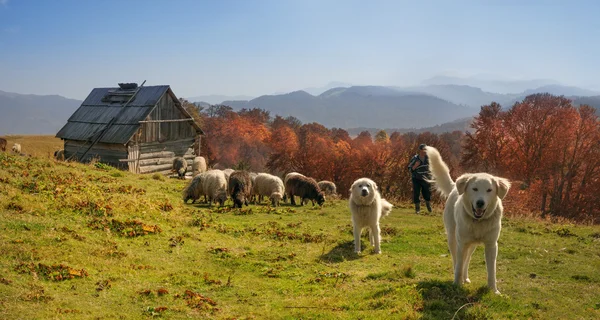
[135,137,196,174]
[65,140,128,169]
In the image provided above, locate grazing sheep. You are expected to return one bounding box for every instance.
[254,173,285,207]
[0,138,6,152]
[173,157,188,178]
[283,172,305,203]
[284,172,305,185]
[182,173,205,203]
[249,172,259,202]
[12,143,21,154]
[318,180,337,196]
[192,156,207,175]
[228,171,252,208]
[54,149,65,161]
[285,175,325,206]
[222,168,234,182]
[203,170,228,206]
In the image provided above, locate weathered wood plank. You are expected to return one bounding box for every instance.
[65,140,127,152]
[139,163,173,173]
[139,151,175,159]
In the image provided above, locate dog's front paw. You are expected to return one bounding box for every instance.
[373,249,381,254]
[355,250,361,254]
[493,290,501,295]
[464,278,471,284]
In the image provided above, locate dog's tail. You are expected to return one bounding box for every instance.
[425,146,454,197]
[380,199,393,217]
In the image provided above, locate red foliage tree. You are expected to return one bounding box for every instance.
[462,94,600,222]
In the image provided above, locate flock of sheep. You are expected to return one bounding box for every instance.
[178,156,337,208]
[0,139,25,155]
[1,145,337,209]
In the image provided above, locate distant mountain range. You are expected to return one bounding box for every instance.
[186,94,255,105]
[347,117,474,137]
[420,75,562,94]
[218,84,600,128]
[1,79,599,135]
[222,87,475,128]
[0,90,81,135]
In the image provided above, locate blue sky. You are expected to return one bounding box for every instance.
[0,0,599,99]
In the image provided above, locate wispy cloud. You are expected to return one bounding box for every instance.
[0,0,8,6]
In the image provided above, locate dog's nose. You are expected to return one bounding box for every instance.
[476,200,485,208]
[361,189,368,196]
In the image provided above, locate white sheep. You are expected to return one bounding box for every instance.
[12,143,21,154]
[254,173,285,207]
[249,172,258,202]
[203,169,228,206]
[318,180,337,196]
[192,156,207,176]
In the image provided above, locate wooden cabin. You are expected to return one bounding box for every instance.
[56,83,203,174]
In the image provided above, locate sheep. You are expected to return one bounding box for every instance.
[228,171,252,208]
[284,172,305,185]
[203,170,228,206]
[172,157,188,178]
[182,173,205,203]
[254,173,285,207]
[222,168,234,182]
[0,138,6,152]
[317,180,337,197]
[283,172,305,203]
[285,175,325,207]
[249,172,258,202]
[192,156,207,175]
[54,149,65,161]
[12,143,21,154]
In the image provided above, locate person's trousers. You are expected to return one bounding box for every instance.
[412,178,431,204]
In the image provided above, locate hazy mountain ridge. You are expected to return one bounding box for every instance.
[223,86,475,129]
[2,79,599,135]
[347,117,474,137]
[0,90,82,135]
[186,94,255,105]
[420,75,562,94]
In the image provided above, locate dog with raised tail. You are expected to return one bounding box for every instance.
[349,178,393,254]
[426,146,510,294]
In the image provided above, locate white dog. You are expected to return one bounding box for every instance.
[426,146,510,294]
[349,178,393,254]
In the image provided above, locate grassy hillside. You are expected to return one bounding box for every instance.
[1,135,63,158]
[0,152,599,319]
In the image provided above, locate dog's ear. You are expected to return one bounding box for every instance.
[455,174,472,195]
[494,177,511,200]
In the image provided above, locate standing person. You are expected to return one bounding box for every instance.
[408,144,432,214]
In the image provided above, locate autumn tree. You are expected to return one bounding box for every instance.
[266,124,299,174]
[461,102,509,175]
[201,107,271,170]
[461,94,600,221]
[179,98,204,127]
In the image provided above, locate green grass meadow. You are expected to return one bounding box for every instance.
[0,152,599,319]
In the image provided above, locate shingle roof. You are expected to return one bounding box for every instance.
[56,85,201,144]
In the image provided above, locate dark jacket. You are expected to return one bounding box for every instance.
[408,154,430,180]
